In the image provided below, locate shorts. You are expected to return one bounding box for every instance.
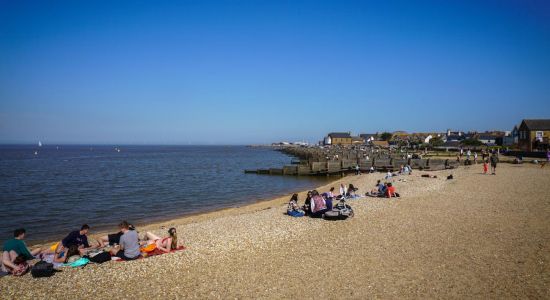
[115,250,140,261]
[108,232,123,245]
[491,163,497,168]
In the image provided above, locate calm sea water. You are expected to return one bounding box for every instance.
[0,145,329,244]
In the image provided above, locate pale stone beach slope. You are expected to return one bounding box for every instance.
[1,163,549,299]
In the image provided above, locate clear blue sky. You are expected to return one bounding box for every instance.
[1,0,549,144]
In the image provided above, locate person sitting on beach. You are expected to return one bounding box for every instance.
[326,187,335,199]
[1,228,41,275]
[310,190,328,218]
[399,165,405,174]
[368,180,384,196]
[339,184,347,198]
[96,224,136,248]
[142,228,178,253]
[385,171,393,180]
[346,184,359,198]
[55,224,94,256]
[385,183,399,198]
[109,221,141,260]
[302,191,312,216]
[287,194,305,217]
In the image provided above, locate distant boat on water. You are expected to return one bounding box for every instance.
[38,141,42,147]
[34,151,38,155]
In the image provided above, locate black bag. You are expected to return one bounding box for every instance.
[88,251,111,264]
[323,200,354,220]
[31,261,55,278]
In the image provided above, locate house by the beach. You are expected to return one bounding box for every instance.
[327,132,352,145]
[503,126,519,146]
[478,134,498,146]
[360,133,378,143]
[518,119,550,151]
[351,136,365,145]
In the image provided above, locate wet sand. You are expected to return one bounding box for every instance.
[1,163,549,299]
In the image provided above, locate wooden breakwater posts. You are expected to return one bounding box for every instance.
[244,146,461,176]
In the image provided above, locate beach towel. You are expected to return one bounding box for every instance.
[63,257,89,268]
[144,246,186,257]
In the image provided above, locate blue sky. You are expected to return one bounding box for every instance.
[1,0,549,144]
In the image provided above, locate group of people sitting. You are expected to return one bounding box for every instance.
[1,221,180,276]
[286,183,362,218]
[366,180,399,198]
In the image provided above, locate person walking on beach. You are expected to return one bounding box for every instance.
[474,152,478,164]
[483,160,488,174]
[490,153,499,175]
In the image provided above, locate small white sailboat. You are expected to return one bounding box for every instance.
[38,141,42,147]
[34,151,38,155]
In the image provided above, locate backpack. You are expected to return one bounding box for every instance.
[323,200,354,220]
[88,251,112,264]
[31,261,55,278]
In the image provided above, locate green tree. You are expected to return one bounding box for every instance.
[429,136,444,147]
[380,132,393,141]
[461,138,483,146]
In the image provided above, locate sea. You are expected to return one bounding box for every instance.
[0,145,329,244]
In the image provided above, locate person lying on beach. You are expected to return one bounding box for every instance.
[310,190,329,218]
[141,228,178,253]
[56,245,81,264]
[2,228,41,275]
[37,244,81,267]
[109,221,141,260]
[286,194,305,217]
[96,224,136,247]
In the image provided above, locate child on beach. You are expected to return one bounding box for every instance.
[483,160,488,174]
[286,194,305,217]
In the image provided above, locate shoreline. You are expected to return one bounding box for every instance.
[3,163,549,299]
[28,175,343,248]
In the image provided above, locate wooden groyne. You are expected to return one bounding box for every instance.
[245,146,460,176]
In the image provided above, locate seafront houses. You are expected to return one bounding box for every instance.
[351,136,365,145]
[518,119,550,151]
[478,134,498,146]
[360,133,378,143]
[503,126,519,146]
[443,130,464,142]
[326,132,352,145]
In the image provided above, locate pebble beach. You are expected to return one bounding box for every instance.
[1,163,549,299]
